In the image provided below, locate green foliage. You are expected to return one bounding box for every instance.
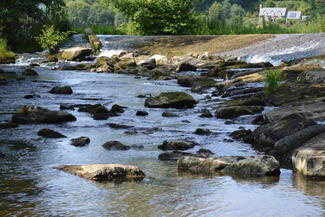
[264,69,283,94]
[35,26,70,54]
[106,0,195,35]
[0,38,15,63]
[0,0,69,52]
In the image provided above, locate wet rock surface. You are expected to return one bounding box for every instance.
[61,47,92,61]
[38,128,66,138]
[145,92,197,109]
[158,140,198,151]
[178,155,280,177]
[49,86,73,95]
[12,106,76,124]
[70,137,90,147]
[102,141,131,150]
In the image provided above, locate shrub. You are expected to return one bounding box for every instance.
[0,38,16,63]
[35,25,70,54]
[264,69,283,94]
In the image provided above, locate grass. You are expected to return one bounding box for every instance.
[264,69,283,94]
[0,38,16,63]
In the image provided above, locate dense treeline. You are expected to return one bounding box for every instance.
[0,0,324,53]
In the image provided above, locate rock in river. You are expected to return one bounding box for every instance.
[158,140,198,151]
[71,137,90,147]
[178,155,280,177]
[136,111,149,116]
[145,92,197,109]
[55,164,145,182]
[12,106,76,124]
[292,132,325,179]
[22,68,38,76]
[61,47,92,61]
[38,128,66,138]
[216,106,263,119]
[102,141,131,150]
[49,86,73,95]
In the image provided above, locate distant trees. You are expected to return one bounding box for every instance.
[105,0,194,35]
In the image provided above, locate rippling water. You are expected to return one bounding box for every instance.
[0,65,324,217]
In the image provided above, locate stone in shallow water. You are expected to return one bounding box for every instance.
[158,140,198,151]
[102,141,131,150]
[49,86,73,95]
[292,132,325,178]
[71,137,90,147]
[55,164,145,182]
[177,155,280,177]
[145,92,197,109]
[12,106,76,124]
[38,128,66,138]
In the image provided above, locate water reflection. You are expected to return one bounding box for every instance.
[293,173,325,197]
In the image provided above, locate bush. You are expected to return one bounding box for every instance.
[35,25,70,54]
[0,38,16,63]
[264,69,283,94]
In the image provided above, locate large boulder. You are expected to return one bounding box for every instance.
[292,132,325,178]
[61,47,92,61]
[88,35,102,52]
[252,113,316,151]
[145,92,197,109]
[12,106,76,124]
[158,140,198,151]
[78,104,112,120]
[177,155,280,177]
[49,86,73,95]
[55,164,145,182]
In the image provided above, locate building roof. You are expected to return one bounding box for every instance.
[287,11,302,19]
[259,8,287,17]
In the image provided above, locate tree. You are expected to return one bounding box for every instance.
[208,2,223,28]
[229,4,245,25]
[105,0,194,35]
[0,0,68,51]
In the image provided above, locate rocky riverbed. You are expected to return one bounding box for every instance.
[0,33,324,216]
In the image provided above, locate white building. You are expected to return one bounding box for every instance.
[259,5,303,23]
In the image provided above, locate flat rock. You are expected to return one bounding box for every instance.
[145,92,197,109]
[216,106,263,119]
[55,164,145,182]
[12,106,76,124]
[178,155,280,177]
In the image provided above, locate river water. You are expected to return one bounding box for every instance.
[0,35,324,217]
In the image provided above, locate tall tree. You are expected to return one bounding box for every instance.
[105,0,194,35]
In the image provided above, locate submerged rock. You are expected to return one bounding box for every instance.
[38,128,66,138]
[158,151,206,161]
[0,122,19,129]
[55,164,145,182]
[12,106,76,124]
[199,109,213,118]
[49,86,73,95]
[0,78,8,86]
[22,68,38,76]
[162,112,178,117]
[178,155,280,177]
[229,129,253,143]
[292,132,325,178]
[197,148,214,157]
[110,104,126,114]
[61,47,92,61]
[102,141,131,150]
[78,104,112,120]
[145,92,197,109]
[108,123,133,129]
[71,137,90,147]
[158,140,198,151]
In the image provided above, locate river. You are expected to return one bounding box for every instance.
[0,35,324,217]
